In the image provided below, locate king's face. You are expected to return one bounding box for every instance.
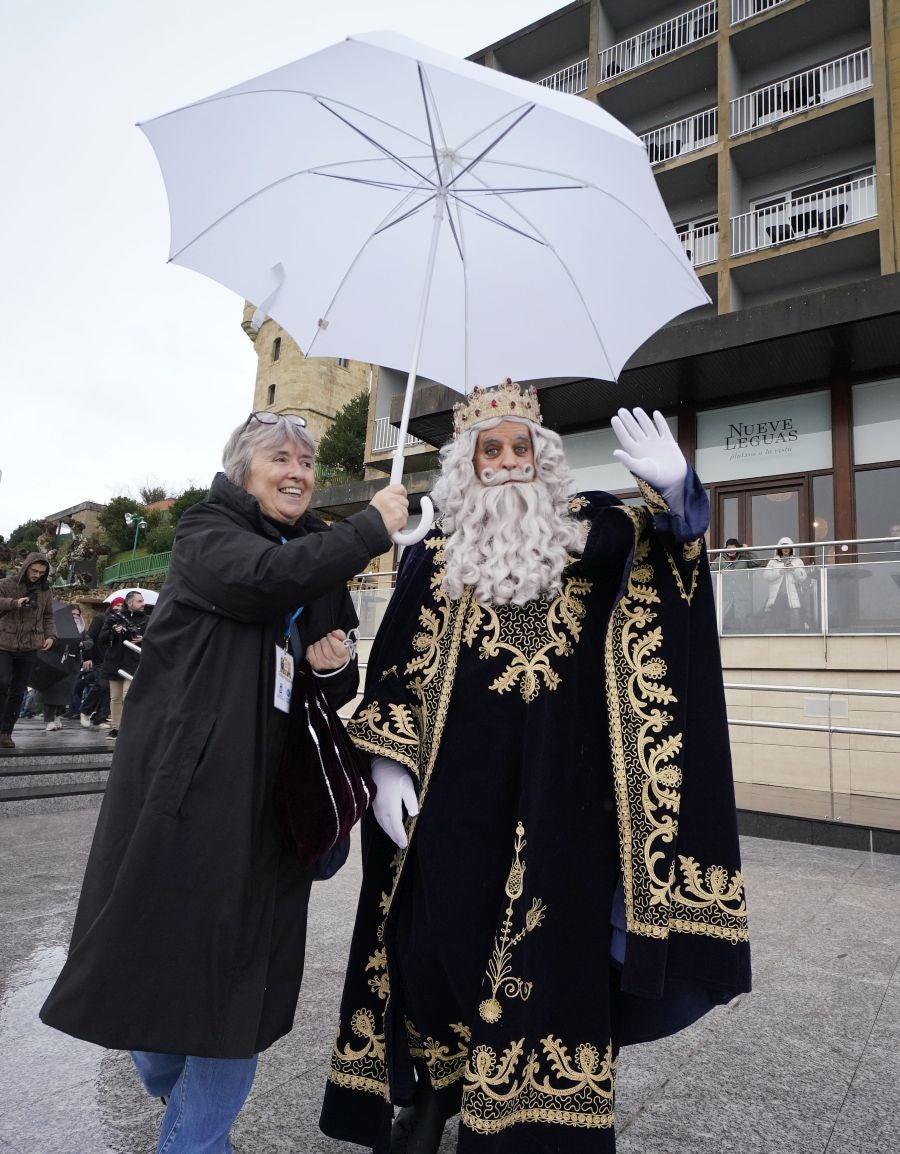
[473,421,535,481]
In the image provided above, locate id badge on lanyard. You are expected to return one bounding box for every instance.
[274,535,304,713]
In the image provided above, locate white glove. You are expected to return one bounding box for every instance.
[371,756,419,849]
[611,408,687,494]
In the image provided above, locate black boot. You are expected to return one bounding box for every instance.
[390,1083,445,1154]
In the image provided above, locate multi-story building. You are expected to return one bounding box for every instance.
[306,0,900,837]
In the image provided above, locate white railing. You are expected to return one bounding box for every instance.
[730,173,877,257]
[537,57,589,95]
[730,0,790,25]
[678,221,719,267]
[598,1,717,81]
[372,416,424,453]
[641,107,717,165]
[730,48,873,136]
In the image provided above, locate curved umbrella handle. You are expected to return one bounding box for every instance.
[391,495,435,547]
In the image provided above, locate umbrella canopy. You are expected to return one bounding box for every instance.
[52,601,85,640]
[140,31,706,391]
[103,588,159,605]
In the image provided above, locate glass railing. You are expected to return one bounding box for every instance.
[711,538,900,635]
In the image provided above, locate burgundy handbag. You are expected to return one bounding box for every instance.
[276,662,372,872]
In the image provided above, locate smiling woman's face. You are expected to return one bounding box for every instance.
[243,439,315,524]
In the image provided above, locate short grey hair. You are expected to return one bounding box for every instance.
[222,415,317,488]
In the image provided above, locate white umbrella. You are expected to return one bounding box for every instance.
[140,30,708,543]
[103,588,159,605]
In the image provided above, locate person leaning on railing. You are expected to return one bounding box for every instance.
[40,411,408,1154]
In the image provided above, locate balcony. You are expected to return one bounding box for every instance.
[598,2,718,82]
[536,58,589,95]
[677,220,719,268]
[730,48,872,137]
[730,0,791,24]
[730,172,877,258]
[640,106,717,166]
[371,416,424,454]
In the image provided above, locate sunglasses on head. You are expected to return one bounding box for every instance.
[244,411,307,431]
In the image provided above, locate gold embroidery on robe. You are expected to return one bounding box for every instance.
[480,822,547,1023]
[463,577,592,702]
[461,1037,616,1133]
[329,1007,390,1098]
[607,508,749,944]
[407,1019,472,1089]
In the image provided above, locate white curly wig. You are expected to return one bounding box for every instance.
[431,416,584,606]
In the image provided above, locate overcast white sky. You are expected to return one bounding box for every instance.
[0,0,562,538]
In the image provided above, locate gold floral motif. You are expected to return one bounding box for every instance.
[607,507,749,944]
[407,1019,472,1089]
[461,1036,616,1133]
[465,578,592,702]
[328,1007,390,1098]
[480,823,547,1023]
[568,495,590,514]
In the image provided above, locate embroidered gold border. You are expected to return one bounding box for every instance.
[461,1037,616,1134]
[607,507,748,944]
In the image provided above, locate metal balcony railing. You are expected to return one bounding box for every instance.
[730,0,790,25]
[372,416,424,453]
[598,1,717,81]
[730,48,873,137]
[641,106,717,166]
[677,221,719,267]
[536,57,589,95]
[730,172,877,257]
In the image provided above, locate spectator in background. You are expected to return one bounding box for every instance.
[713,537,762,630]
[80,606,112,729]
[763,536,808,630]
[0,553,56,749]
[100,591,149,739]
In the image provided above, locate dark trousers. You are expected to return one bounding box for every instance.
[0,650,37,734]
[80,677,110,723]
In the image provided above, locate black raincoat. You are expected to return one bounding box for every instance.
[41,472,390,1057]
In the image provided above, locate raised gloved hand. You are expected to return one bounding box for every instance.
[611,408,687,493]
[371,756,419,849]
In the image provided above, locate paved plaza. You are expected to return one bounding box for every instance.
[1,802,899,1153]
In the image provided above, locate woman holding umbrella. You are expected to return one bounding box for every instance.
[41,412,408,1152]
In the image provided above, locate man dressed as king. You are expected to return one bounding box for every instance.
[320,380,750,1153]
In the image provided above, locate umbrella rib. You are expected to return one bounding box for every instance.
[455,170,619,376]
[314,98,436,188]
[447,105,536,189]
[372,194,438,236]
[416,63,443,179]
[447,192,546,245]
[314,173,438,193]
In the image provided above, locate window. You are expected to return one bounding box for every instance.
[854,465,900,540]
[267,384,276,406]
[336,357,349,369]
[272,337,281,363]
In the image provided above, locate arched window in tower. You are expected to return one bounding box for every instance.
[267,384,276,406]
[272,337,281,362]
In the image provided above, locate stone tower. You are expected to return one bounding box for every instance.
[241,306,370,446]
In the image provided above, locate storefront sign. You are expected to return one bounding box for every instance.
[695,392,831,483]
[562,419,677,494]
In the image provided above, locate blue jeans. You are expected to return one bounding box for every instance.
[131,1051,258,1153]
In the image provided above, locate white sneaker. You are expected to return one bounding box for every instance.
[54,718,64,730]
[46,721,56,733]
[80,713,92,729]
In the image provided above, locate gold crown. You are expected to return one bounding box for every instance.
[452,379,543,436]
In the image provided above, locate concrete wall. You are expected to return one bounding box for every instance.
[723,633,900,799]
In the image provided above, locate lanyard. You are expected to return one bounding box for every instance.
[280,536,304,652]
